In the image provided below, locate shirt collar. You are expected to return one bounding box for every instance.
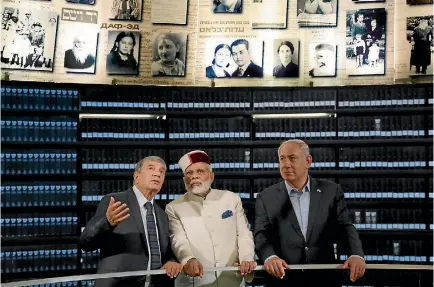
[187,188,215,202]
[133,185,154,207]
[285,176,310,194]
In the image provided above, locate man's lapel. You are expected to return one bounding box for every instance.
[126,190,148,250]
[306,177,322,243]
[279,181,305,241]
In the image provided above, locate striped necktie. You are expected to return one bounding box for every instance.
[145,202,161,269]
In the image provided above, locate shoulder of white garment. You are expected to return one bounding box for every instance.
[207,188,239,200]
[167,192,189,206]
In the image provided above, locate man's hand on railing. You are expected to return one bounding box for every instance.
[264,256,291,279]
[235,260,257,275]
[339,256,366,282]
[183,258,204,277]
[162,261,182,278]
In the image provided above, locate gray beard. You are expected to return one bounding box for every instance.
[185,179,212,197]
[72,48,88,64]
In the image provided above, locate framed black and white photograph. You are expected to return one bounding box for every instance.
[204,38,263,78]
[106,30,140,75]
[1,7,58,71]
[110,0,142,20]
[407,0,433,4]
[308,43,336,77]
[213,0,242,13]
[297,0,337,27]
[272,39,299,78]
[66,0,95,4]
[151,32,187,77]
[407,16,433,76]
[63,25,98,74]
[346,8,386,76]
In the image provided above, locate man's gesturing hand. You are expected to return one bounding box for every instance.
[264,257,290,279]
[106,197,130,226]
[183,258,204,277]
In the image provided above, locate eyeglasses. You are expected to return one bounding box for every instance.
[185,168,208,178]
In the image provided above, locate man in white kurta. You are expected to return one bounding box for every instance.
[166,150,256,287]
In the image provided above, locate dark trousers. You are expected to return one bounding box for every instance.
[416,65,427,74]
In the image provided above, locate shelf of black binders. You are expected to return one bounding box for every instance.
[1,82,83,280]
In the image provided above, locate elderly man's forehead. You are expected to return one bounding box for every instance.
[185,161,209,172]
[279,142,303,153]
[145,160,166,169]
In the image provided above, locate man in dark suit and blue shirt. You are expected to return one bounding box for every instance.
[80,156,182,287]
[254,139,366,287]
[230,39,263,77]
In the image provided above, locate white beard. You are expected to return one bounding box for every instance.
[72,48,88,64]
[186,179,212,197]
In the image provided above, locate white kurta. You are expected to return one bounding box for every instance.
[166,189,255,287]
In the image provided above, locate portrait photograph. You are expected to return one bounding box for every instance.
[272,39,300,78]
[106,30,140,75]
[308,43,337,77]
[213,0,242,13]
[204,38,264,78]
[1,7,58,71]
[66,0,95,4]
[62,24,98,74]
[151,32,187,77]
[297,0,337,27]
[346,8,387,76]
[407,0,433,4]
[406,16,433,76]
[110,0,142,20]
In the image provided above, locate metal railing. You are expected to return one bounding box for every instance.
[2,264,433,287]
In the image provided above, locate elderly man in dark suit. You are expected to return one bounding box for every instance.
[254,139,366,287]
[230,39,263,77]
[80,156,182,287]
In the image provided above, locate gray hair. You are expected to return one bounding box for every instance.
[277,139,310,156]
[134,156,167,173]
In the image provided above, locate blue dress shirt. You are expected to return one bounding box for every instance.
[285,179,310,239]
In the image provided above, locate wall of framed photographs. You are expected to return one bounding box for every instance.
[1,0,432,87]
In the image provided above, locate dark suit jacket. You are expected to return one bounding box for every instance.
[232,62,263,77]
[80,188,175,287]
[254,177,364,286]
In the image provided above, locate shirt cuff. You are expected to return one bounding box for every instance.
[349,255,365,261]
[264,255,278,263]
